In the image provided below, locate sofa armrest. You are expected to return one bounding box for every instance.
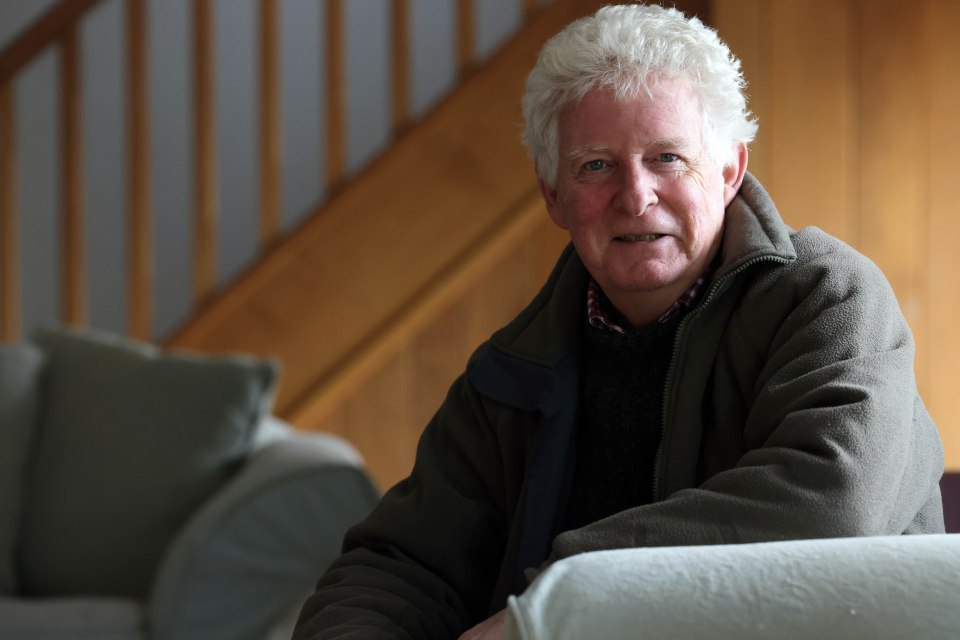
[148,422,380,640]
[506,534,960,640]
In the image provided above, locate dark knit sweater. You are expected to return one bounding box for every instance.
[561,312,683,532]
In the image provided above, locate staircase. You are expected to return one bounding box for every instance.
[0,0,608,487]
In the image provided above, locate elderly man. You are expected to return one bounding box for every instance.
[294,4,944,639]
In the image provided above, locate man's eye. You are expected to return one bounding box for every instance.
[584,159,606,171]
[658,153,680,163]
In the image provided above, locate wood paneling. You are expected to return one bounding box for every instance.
[283,192,550,430]
[923,0,960,472]
[715,0,858,241]
[859,1,928,375]
[714,0,770,195]
[320,215,568,491]
[715,0,960,469]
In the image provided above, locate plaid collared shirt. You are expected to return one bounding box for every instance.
[587,275,709,334]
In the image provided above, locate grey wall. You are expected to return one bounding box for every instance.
[1,0,537,341]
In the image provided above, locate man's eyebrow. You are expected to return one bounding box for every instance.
[649,137,693,151]
[566,145,609,160]
[566,139,696,160]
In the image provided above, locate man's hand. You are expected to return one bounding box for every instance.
[458,608,506,640]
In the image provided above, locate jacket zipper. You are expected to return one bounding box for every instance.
[651,254,792,502]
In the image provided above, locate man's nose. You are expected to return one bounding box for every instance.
[615,162,657,215]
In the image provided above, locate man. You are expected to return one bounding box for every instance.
[295,5,944,639]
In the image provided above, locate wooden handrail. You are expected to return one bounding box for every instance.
[0,0,107,84]
[166,0,608,415]
[1,0,553,343]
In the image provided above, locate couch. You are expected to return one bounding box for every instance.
[505,533,960,639]
[0,326,379,640]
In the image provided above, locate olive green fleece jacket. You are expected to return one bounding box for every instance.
[294,174,945,640]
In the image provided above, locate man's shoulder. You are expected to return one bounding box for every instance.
[783,226,893,295]
[729,225,907,345]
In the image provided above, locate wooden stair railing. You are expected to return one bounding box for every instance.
[165,0,610,427]
[0,0,552,344]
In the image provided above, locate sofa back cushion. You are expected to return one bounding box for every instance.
[18,326,278,598]
[0,344,45,595]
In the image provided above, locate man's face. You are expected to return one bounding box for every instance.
[539,77,746,326]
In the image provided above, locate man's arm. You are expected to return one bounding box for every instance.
[294,374,511,640]
[550,235,944,561]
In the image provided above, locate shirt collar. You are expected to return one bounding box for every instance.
[586,274,710,334]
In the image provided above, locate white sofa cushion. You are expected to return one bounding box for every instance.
[506,534,960,640]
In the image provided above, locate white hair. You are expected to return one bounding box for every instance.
[521,3,758,187]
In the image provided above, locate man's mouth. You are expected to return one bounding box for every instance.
[616,234,664,242]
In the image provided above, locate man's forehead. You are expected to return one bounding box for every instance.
[565,75,700,112]
[557,83,704,151]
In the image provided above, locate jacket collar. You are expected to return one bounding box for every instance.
[715,172,797,279]
[483,242,588,371]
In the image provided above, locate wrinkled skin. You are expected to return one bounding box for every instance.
[538,77,747,327]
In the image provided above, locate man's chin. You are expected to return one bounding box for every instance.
[599,270,688,295]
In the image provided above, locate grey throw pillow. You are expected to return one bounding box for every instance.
[0,343,45,595]
[18,326,279,598]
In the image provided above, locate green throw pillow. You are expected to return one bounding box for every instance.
[0,343,45,595]
[18,326,279,598]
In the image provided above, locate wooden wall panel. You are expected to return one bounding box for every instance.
[711,0,770,181]
[715,0,960,469]
[465,234,538,349]
[859,1,929,383]
[773,0,858,242]
[414,299,472,436]
[716,0,859,241]
[338,348,419,489]
[318,215,567,491]
[923,0,960,471]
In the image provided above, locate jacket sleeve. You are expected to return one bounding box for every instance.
[548,233,944,562]
[293,372,510,640]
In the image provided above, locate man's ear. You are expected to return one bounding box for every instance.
[538,175,568,230]
[722,143,748,206]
